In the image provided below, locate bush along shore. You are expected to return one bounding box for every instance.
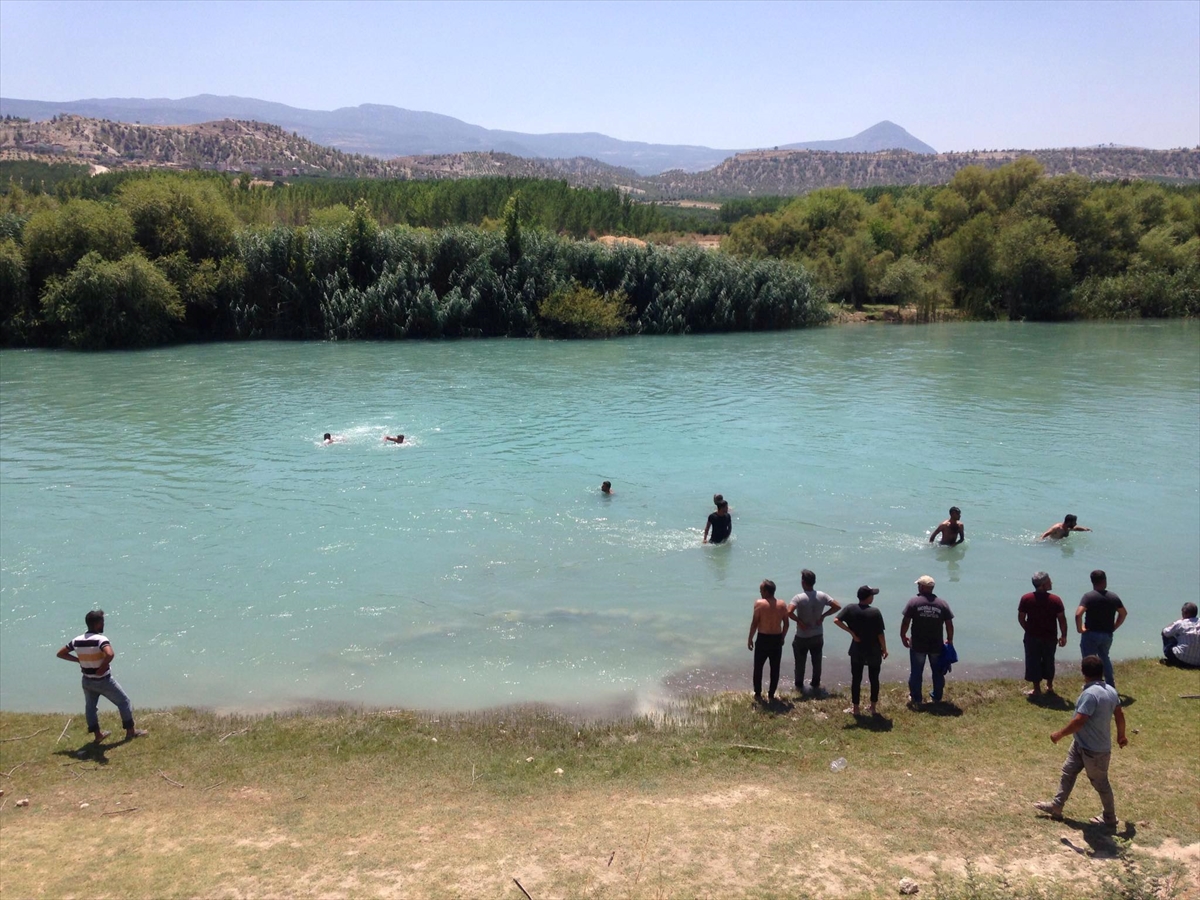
[723,159,1200,321]
[0,659,1196,899]
[0,176,829,349]
[3,159,1199,350]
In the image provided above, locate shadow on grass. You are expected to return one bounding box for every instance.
[759,697,795,715]
[1059,818,1137,858]
[845,713,894,732]
[53,733,140,766]
[915,700,963,717]
[1026,692,1073,712]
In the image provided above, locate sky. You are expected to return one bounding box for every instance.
[1,0,1197,152]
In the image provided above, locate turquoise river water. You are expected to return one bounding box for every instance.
[1,322,1197,714]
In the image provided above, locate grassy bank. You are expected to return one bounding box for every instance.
[1,659,1197,899]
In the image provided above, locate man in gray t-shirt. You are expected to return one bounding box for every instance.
[1034,655,1128,828]
[787,569,841,696]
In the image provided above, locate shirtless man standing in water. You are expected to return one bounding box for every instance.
[748,579,790,703]
[930,506,965,546]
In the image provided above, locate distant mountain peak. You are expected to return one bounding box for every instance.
[782,121,936,155]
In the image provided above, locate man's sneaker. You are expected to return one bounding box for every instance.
[1034,801,1063,821]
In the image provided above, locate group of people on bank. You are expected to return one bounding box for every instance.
[740,547,1198,829]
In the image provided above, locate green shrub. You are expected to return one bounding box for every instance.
[538,282,631,338]
[41,252,183,349]
[22,199,135,290]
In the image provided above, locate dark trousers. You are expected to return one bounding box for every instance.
[1024,635,1058,684]
[1163,635,1200,668]
[753,633,784,699]
[792,635,824,689]
[850,646,881,706]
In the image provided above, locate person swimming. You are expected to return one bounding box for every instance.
[1041,514,1091,540]
[384,435,405,444]
[601,481,613,495]
[322,433,338,444]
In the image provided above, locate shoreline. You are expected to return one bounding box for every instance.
[5,656,1115,722]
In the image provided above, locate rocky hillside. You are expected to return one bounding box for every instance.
[0,115,638,186]
[648,147,1200,198]
[2,115,1196,198]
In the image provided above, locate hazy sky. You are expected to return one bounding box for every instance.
[1,0,1197,151]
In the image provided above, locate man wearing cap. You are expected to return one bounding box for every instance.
[1019,571,1068,697]
[900,575,955,708]
[834,585,888,715]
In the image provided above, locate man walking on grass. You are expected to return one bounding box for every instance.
[900,575,954,708]
[57,610,147,743]
[1034,655,1127,829]
[1019,571,1068,697]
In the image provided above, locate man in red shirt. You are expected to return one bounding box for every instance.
[1019,572,1068,697]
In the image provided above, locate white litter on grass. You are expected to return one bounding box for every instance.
[554,768,564,776]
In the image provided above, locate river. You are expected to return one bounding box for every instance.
[2,321,1197,713]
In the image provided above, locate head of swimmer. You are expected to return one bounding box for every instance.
[601,481,612,494]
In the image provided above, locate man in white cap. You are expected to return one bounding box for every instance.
[900,575,955,708]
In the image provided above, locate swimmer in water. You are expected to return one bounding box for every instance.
[384,435,405,444]
[600,481,613,495]
[1041,514,1092,540]
[930,506,965,546]
[322,433,338,444]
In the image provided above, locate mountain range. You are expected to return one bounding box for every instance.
[5,115,1196,199]
[0,94,936,174]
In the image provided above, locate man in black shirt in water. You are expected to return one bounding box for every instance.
[704,499,732,544]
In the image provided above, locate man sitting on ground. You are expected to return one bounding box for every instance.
[1162,603,1200,669]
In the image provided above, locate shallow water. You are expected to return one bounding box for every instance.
[2,322,1197,713]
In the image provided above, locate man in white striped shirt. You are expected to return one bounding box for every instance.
[57,610,147,743]
[1162,603,1200,669]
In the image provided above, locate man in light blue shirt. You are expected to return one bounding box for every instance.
[1034,655,1128,828]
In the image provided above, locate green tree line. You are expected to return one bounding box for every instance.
[0,174,828,348]
[723,159,1200,320]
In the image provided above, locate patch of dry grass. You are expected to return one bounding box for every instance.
[1,659,1196,898]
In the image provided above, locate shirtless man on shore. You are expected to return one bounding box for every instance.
[930,506,965,546]
[748,579,790,703]
[1042,514,1092,540]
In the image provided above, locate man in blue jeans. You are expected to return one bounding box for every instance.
[57,610,147,744]
[900,575,955,708]
[1075,570,1127,688]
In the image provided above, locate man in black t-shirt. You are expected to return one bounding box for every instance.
[703,499,732,544]
[834,586,888,716]
[900,575,955,707]
[1075,569,1127,688]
